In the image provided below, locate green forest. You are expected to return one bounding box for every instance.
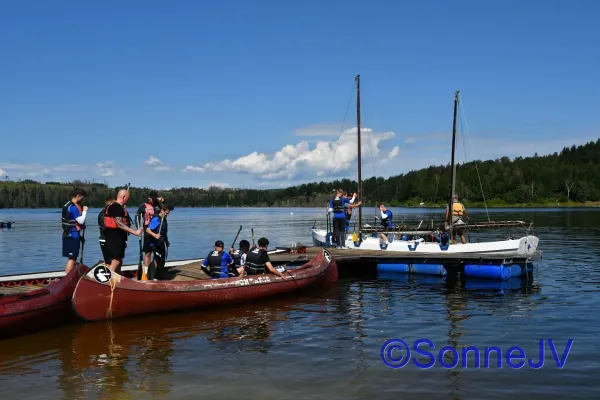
[1,139,599,209]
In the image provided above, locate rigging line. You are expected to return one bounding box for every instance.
[362,103,381,204]
[325,79,358,180]
[359,91,383,210]
[312,79,357,226]
[458,95,491,222]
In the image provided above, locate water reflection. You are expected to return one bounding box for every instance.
[1,251,599,400]
[374,270,543,398]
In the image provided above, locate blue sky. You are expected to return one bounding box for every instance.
[1,0,598,189]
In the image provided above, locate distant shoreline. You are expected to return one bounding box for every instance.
[1,201,600,211]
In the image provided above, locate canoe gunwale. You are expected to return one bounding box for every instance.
[82,249,330,293]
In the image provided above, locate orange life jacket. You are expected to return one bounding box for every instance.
[104,203,131,230]
[452,202,465,217]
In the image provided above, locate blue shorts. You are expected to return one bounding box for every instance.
[62,237,81,258]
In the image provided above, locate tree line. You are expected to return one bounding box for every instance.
[1,139,599,209]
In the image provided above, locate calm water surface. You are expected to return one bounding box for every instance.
[1,206,600,399]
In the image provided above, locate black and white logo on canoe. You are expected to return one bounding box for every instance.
[323,249,331,263]
[93,265,112,283]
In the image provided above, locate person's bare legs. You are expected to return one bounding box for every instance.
[65,257,76,273]
[109,258,122,273]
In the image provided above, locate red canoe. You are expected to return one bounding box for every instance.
[0,263,89,339]
[71,248,338,321]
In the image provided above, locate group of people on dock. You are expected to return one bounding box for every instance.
[326,188,469,246]
[61,188,291,281]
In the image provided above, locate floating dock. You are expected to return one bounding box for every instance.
[270,246,536,281]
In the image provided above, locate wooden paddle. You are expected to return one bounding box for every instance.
[78,229,85,264]
[231,225,242,249]
[135,215,145,280]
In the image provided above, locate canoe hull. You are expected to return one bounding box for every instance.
[72,248,338,322]
[0,263,89,340]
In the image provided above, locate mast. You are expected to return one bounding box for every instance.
[447,90,459,231]
[355,74,362,235]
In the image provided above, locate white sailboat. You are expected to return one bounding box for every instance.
[311,77,540,258]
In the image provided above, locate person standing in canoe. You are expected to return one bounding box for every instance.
[62,188,88,273]
[229,239,250,277]
[201,240,234,279]
[136,191,165,269]
[103,189,142,273]
[98,196,114,264]
[243,237,287,278]
[145,203,174,280]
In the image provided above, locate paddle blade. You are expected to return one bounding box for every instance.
[141,265,148,281]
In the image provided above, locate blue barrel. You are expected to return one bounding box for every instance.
[411,264,447,276]
[464,264,512,280]
[465,277,522,290]
[377,263,410,273]
[509,265,522,277]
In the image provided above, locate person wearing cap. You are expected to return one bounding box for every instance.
[229,239,250,276]
[201,240,234,279]
[145,203,174,280]
[445,194,468,244]
[136,190,165,270]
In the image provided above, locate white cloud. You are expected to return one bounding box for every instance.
[0,168,7,177]
[144,156,162,166]
[381,146,400,165]
[294,123,343,137]
[183,127,395,181]
[96,161,115,177]
[0,162,92,179]
[405,137,417,144]
[207,182,229,189]
[144,156,172,172]
[182,165,205,173]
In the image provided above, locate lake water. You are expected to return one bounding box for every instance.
[1,206,600,399]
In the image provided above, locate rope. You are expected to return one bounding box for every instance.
[312,79,357,227]
[458,94,491,222]
[362,100,382,203]
[106,271,117,320]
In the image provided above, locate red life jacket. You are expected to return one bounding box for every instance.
[104,203,130,230]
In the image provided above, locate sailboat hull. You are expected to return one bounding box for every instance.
[311,229,539,258]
